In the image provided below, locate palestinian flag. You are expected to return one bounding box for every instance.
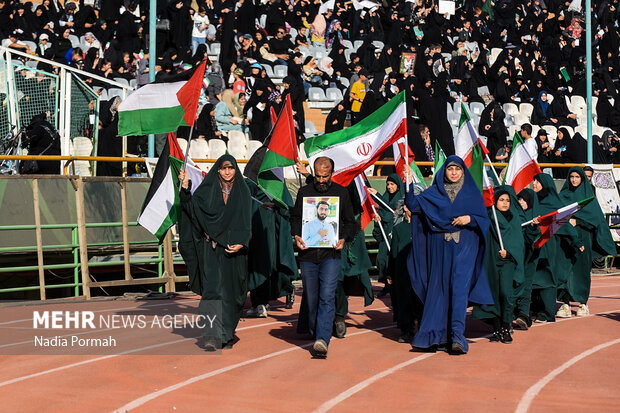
[454,103,489,167]
[393,136,427,187]
[469,144,495,207]
[353,174,378,230]
[433,140,447,183]
[257,95,298,208]
[503,131,542,194]
[534,197,594,248]
[118,60,207,136]
[304,91,407,186]
[137,133,186,242]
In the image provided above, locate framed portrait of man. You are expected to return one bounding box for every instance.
[301,197,340,248]
[400,52,416,74]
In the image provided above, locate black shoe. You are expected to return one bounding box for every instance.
[333,316,346,338]
[489,331,501,342]
[223,339,234,349]
[451,342,466,355]
[500,328,513,344]
[412,345,437,353]
[398,331,413,343]
[203,338,218,352]
[514,316,529,330]
[285,291,295,309]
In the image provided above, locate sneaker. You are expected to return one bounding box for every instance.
[533,316,548,324]
[576,304,589,317]
[451,342,465,355]
[514,317,529,331]
[285,292,295,309]
[256,304,268,318]
[489,331,501,342]
[313,339,328,356]
[245,307,258,317]
[398,330,413,343]
[556,303,572,318]
[333,316,346,338]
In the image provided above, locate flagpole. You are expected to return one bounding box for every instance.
[484,154,501,184]
[404,137,410,192]
[369,191,395,214]
[490,204,505,251]
[371,204,390,252]
[178,108,199,190]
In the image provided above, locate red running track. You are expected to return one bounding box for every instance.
[0,276,619,412]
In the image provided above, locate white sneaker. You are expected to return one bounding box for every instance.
[256,304,268,318]
[576,304,589,317]
[556,303,572,318]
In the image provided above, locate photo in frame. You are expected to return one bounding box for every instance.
[301,196,340,248]
[400,52,416,74]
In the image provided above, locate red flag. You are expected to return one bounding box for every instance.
[353,175,378,230]
[176,60,207,127]
[270,106,277,127]
[168,132,185,160]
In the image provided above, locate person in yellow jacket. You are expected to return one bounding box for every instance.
[349,69,368,124]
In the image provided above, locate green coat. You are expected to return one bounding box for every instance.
[372,174,404,283]
[473,186,525,324]
[559,167,616,303]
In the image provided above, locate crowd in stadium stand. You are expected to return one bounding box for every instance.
[1,0,619,176]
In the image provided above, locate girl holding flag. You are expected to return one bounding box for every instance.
[473,186,525,344]
[557,167,615,317]
[531,173,583,323]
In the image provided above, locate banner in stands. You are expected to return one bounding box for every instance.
[588,164,620,242]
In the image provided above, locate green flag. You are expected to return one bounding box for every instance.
[433,140,447,183]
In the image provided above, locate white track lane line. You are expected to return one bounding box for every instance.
[0,317,298,388]
[313,308,620,412]
[113,325,396,413]
[514,338,620,413]
[0,304,390,388]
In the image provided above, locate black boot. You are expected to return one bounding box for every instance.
[500,324,513,344]
[285,290,295,309]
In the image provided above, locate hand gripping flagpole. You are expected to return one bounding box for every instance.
[369,191,395,214]
[371,204,390,252]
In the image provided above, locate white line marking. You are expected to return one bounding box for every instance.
[0,317,298,388]
[313,353,435,413]
[313,308,620,412]
[113,325,396,412]
[515,338,620,413]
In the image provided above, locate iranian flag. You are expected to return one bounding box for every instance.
[469,144,495,207]
[454,103,489,167]
[433,140,447,183]
[305,91,407,186]
[137,133,187,242]
[118,60,207,136]
[353,175,378,230]
[503,131,542,194]
[257,95,298,208]
[393,136,427,187]
[533,197,594,248]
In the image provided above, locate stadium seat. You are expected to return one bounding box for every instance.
[98,89,109,101]
[325,88,343,102]
[372,41,384,50]
[542,125,557,140]
[530,125,541,138]
[342,40,354,50]
[259,14,267,28]
[113,77,130,87]
[177,138,188,154]
[189,138,210,160]
[25,60,38,69]
[228,130,248,148]
[574,125,587,137]
[546,93,554,104]
[513,114,529,127]
[340,77,350,88]
[68,35,81,48]
[489,48,502,66]
[108,88,124,99]
[289,27,298,39]
[469,102,485,116]
[571,95,586,109]
[304,120,319,138]
[344,49,353,61]
[353,40,363,50]
[228,144,247,160]
[308,87,334,109]
[273,65,288,79]
[247,140,262,158]
[519,103,534,120]
[22,41,37,53]
[503,103,519,118]
[209,43,221,59]
[310,46,327,60]
[447,112,460,127]
[209,139,227,159]
[263,64,275,78]
[129,79,138,89]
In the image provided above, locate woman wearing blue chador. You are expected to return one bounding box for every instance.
[405,156,493,354]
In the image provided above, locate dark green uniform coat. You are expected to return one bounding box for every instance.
[473,186,525,325]
[559,167,616,304]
